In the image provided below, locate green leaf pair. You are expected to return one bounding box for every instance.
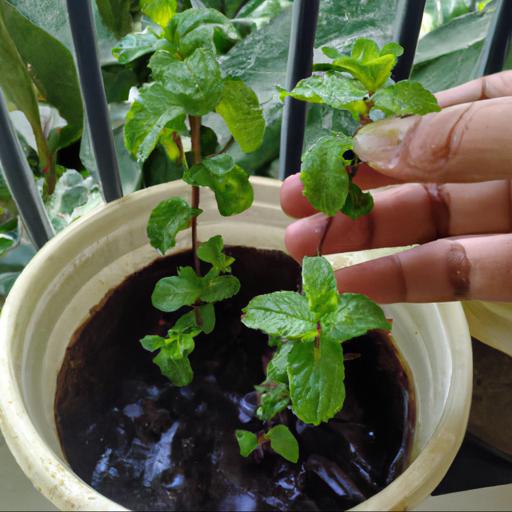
[243,256,390,425]
[235,424,299,463]
[152,265,240,312]
[183,154,254,216]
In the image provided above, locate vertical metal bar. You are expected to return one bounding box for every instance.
[0,90,53,248]
[278,0,320,180]
[474,0,512,77]
[66,0,123,202]
[392,0,427,81]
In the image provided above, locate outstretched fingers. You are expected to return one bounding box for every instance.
[334,234,512,303]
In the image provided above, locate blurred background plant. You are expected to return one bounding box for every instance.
[0,0,508,304]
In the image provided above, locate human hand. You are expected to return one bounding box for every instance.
[281,71,512,303]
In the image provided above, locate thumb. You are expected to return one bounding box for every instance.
[353,97,512,183]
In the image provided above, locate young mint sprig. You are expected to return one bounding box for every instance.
[236,425,299,463]
[242,256,390,426]
[279,38,440,221]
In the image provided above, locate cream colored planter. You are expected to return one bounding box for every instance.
[0,177,472,511]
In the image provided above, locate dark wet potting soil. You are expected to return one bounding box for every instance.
[55,247,415,511]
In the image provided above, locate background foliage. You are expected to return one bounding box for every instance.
[0,0,507,303]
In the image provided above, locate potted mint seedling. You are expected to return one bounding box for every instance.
[0,8,471,512]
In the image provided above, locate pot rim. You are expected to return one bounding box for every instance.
[0,177,472,511]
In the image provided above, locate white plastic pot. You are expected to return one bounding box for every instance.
[0,177,472,511]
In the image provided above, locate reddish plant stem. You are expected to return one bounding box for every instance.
[318,216,333,256]
[189,115,203,327]
[189,115,202,276]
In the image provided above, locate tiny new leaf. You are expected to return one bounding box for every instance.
[242,291,317,340]
[265,425,299,463]
[113,29,165,64]
[154,349,193,386]
[301,134,352,217]
[287,333,345,425]
[322,293,391,343]
[372,80,441,117]
[149,48,224,116]
[197,235,235,273]
[302,256,338,318]
[236,429,258,457]
[183,154,254,216]
[341,182,374,220]
[141,0,177,28]
[147,197,201,253]
[152,266,203,312]
[256,381,290,421]
[124,82,187,163]
[215,78,265,153]
[140,334,166,352]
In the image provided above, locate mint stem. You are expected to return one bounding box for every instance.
[189,115,203,327]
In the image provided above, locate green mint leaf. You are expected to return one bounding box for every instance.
[215,78,265,153]
[279,72,367,117]
[268,335,282,348]
[124,82,187,163]
[149,48,224,116]
[242,291,317,340]
[198,303,216,334]
[265,425,299,463]
[200,272,240,303]
[380,42,404,58]
[341,182,374,220]
[300,134,352,217]
[323,38,403,92]
[266,342,292,384]
[152,266,203,312]
[164,8,239,57]
[165,331,196,359]
[288,334,345,425]
[141,0,177,27]
[302,256,338,318]
[372,80,441,116]
[140,334,166,352]
[113,29,165,64]
[197,235,235,273]
[96,0,132,39]
[153,349,193,386]
[322,293,391,343]
[147,197,201,253]
[183,154,254,216]
[256,381,290,421]
[321,46,342,59]
[171,310,202,336]
[235,429,258,457]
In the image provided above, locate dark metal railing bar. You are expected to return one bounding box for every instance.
[278,0,320,180]
[66,0,123,202]
[392,0,427,81]
[474,0,512,77]
[0,91,54,249]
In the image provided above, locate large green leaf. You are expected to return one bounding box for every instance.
[0,7,44,160]
[242,291,317,340]
[6,0,122,65]
[288,333,345,425]
[0,0,83,149]
[124,83,187,163]
[146,197,201,254]
[183,154,253,216]
[152,266,203,312]
[302,256,338,319]
[412,6,495,92]
[96,0,132,39]
[149,48,224,116]
[300,134,352,217]
[215,78,265,153]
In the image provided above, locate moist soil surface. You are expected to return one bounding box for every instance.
[55,247,415,511]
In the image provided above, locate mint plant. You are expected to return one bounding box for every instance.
[132,21,440,464]
[236,39,441,460]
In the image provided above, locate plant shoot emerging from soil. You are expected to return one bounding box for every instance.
[128,9,440,463]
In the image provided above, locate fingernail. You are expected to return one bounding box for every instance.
[353,116,418,171]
